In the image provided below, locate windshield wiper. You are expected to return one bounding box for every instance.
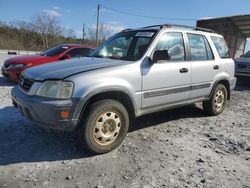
[90,55,104,58]
[89,55,122,60]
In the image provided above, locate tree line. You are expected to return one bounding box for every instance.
[0,12,112,51]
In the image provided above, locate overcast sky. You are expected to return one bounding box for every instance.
[0,0,250,51]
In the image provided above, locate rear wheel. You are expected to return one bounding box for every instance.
[203,84,228,116]
[78,99,129,154]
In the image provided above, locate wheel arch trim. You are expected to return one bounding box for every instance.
[74,87,138,129]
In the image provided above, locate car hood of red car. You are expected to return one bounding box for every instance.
[4,55,56,65]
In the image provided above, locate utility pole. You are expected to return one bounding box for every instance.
[82,24,85,44]
[95,4,100,46]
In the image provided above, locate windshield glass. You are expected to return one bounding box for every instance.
[242,50,250,58]
[41,45,69,57]
[90,31,157,61]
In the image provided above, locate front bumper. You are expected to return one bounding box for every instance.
[11,86,84,131]
[235,64,250,77]
[235,71,250,77]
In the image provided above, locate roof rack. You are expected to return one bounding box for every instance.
[141,25,163,29]
[141,24,214,33]
[121,28,133,32]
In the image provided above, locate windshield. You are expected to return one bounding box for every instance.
[242,50,250,58]
[41,45,69,57]
[90,31,157,61]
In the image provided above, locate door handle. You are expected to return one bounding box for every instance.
[213,65,219,70]
[179,68,188,73]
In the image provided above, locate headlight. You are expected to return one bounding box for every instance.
[9,64,25,69]
[36,80,74,99]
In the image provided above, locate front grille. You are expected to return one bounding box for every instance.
[19,75,34,92]
[238,64,247,69]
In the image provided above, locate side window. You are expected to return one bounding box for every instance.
[78,48,93,57]
[187,34,209,61]
[204,37,214,60]
[66,48,92,58]
[211,36,230,58]
[155,32,185,62]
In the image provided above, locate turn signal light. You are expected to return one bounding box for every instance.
[60,111,70,119]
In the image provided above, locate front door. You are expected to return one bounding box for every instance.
[142,32,191,109]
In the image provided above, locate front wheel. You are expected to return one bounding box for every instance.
[78,99,129,154]
[203,84,228,116]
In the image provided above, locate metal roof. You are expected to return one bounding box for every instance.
[197,14,250,38]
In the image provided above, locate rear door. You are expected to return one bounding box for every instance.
[187,33,219,99]
[142,32,191,109]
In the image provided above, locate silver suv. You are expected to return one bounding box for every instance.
[11,24,236,153]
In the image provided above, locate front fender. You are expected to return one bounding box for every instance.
[70,76,141,124]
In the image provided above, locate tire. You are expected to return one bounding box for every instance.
[203,84,228,116]
[78,99,129,154]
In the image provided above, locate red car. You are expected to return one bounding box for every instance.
[1,44,95,82]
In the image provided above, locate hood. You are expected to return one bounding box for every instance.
[23,57,131,81]
[4,54,54,64]
[235,57,250,64]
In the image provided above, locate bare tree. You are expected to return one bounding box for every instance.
[0,20,7,27]
[87,27,96,41]
[32,12,62,49]
[87,23,112,44]
[98,23,111,42]
[9,20,36,50]
[64,28,76,39]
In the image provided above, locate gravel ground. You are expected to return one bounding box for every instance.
[0,54,249,188]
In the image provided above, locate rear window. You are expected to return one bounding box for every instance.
[187,33,214,61]
[211,36,230,58]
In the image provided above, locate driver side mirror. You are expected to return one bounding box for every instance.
[59,54,71,61]
[152,50,170,64]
